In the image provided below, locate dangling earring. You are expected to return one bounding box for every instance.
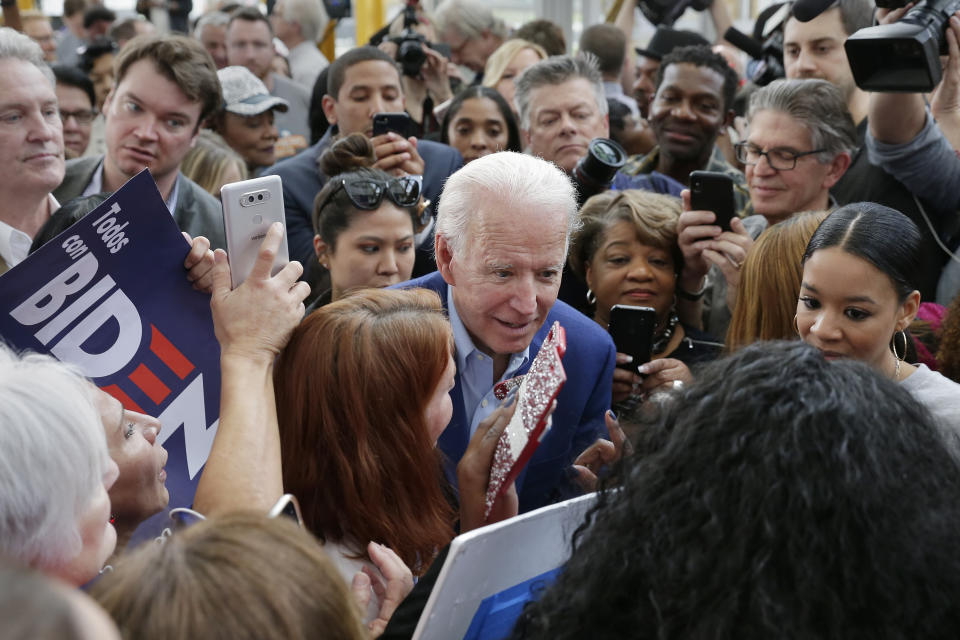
[794,314,800,336]
[891,329,907,380]
[586,288,596,305]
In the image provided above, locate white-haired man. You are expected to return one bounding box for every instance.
[434,0,509,77]
[271,0,329,90]
[0,28,64,276]
[400,152,616,513]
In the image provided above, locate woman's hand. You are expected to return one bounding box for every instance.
[638,358,693,396]
[612,353,642,404]
[572,410,632,492]
[701,217,754,311]
[456,398,521,533]
[351,542,414,639]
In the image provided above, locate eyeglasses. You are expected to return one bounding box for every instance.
[59,109,98,125]
[734,142,826,171]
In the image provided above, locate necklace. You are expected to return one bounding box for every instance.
[652,311,680,356]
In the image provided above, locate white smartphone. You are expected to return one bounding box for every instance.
[220,175,289,289]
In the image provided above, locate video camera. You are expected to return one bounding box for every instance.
[387,1,451,77]
[846,0,960,92]
[636,0,712,27]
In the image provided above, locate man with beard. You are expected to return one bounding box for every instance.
[782,0,949,300]
[618,45,752,218]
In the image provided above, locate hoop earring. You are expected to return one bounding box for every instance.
[891,329,907,380]
[794,314,800,336]
[586,288,596,305]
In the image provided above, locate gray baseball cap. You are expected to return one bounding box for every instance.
[218,66,289,116]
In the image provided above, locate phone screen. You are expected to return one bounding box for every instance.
[608,305,657,368]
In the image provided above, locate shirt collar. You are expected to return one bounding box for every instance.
[0,194,59,269]
[83,159,180,215]
[446,284,530,377]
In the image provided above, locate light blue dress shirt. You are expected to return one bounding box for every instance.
[446,284,529,437]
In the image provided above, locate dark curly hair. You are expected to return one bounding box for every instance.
[512,340,960,639]
[656,45,740,112]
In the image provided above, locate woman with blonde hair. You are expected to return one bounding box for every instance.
[180,130,248,199]
[482,38,548,114]
[726,210,828,352]
[92,513,368,640]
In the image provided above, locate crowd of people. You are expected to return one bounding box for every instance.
[2,0,960,637]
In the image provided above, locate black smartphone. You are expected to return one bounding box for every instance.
[608,305,657,369]
[372,112,416,138]
[690,170,736,231]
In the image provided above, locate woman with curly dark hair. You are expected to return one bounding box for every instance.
[511,340,960,639]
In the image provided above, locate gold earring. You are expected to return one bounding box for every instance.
[794,314,800,336]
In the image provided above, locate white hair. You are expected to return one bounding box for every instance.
[278,0,330,43]
[0,344,110,571]
[436,151,579,258]
[0,27,54,85]
[433,0,509,40]
[193,11,230,37]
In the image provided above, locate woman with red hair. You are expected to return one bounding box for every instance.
[274,287,517,623]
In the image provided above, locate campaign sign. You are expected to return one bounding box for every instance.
[0,170,221,542]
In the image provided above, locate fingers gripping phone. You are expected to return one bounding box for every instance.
[220,175,290,289]
[690,170,736,231]
[372,112,417,139]
[608,305,657,368]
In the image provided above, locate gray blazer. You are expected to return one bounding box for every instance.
[53,156,226,250]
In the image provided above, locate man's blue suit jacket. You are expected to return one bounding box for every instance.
[262,130,463,264]
[402,271,617,513]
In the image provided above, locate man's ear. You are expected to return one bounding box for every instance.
[722,108,735,131]
[822,151,852,190]
[321,95,338,126]
[435,233,456,286]
[102,89,115,118]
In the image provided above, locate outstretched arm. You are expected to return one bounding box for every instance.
[193,223,310,515]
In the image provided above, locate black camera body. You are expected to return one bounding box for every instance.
[389,30,429,77]
[846,0,960,92]
[636,0,712,27]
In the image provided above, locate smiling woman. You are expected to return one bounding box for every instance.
[570,190,722,406]
[797,203,960,431]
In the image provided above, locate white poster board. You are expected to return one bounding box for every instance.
[412,492,599,640]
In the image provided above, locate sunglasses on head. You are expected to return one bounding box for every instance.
[330,174,423,210]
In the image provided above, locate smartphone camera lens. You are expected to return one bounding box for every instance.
[257,193,263,201]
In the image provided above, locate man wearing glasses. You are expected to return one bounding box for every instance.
[677,78,856,337]
[53,65,97,159]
